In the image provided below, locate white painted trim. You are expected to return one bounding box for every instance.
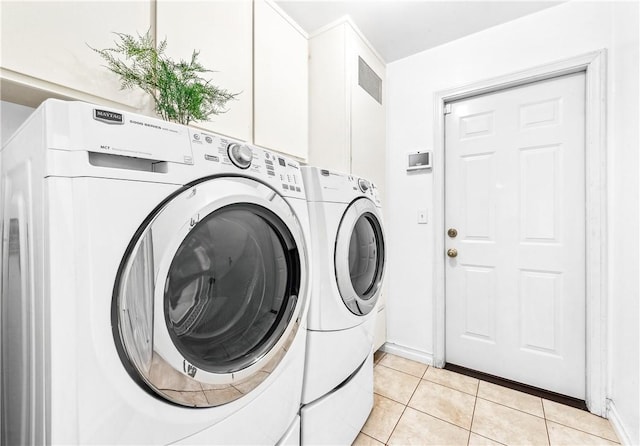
[432,50,608,415]
[381,342,433,366]
[261,0,308,38]
[308,15,385,65]
[608,400,633,445]
[308,15,346,38]
[0,68,142,111]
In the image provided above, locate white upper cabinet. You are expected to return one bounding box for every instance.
[0,1,153,109]
[1,1,308,159]
[253,0,309,161]
[308,24,351,173]
[308,19,386,198]
[156,0,253,142]
[347,26,386,201]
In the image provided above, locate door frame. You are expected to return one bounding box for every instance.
[432,50,607,415]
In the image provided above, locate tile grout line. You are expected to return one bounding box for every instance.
[544,419,621,444]
[542,398,552,446]
[474,395,547,420]
[404,403,479,433]
[382,364,428,445]
[358,431,381,444]
[467,379,480,444]
[540,399,619,443]
[378,359,429,379]
[380,366,481,434]
[473,432,509,446]
[422,375,479,397]
[383,397,409,444]
[422,374,479,397]
[372,390,412,408]
[466,391,478,446]
[376,362,420,378]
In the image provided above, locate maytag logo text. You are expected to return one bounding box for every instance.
[93,109,124,125]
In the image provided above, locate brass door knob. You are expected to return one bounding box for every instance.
[447,248,458,258]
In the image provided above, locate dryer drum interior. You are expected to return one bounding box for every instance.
[111,180,305,408]
[348,213,384,299]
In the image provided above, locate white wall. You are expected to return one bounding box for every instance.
[1,101,35,146]
[607,3,640,445]
[386,1,638,443]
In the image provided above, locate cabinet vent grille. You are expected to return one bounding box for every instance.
[358,56,382,104]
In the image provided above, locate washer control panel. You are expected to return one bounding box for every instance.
[227,143,253,169]
[190,129,304,198]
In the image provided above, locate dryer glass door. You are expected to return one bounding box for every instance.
[335,198,385,316]
[113,177,308,407]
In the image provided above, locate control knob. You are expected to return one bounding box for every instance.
[358,178,370,193]
[227,143,253,169]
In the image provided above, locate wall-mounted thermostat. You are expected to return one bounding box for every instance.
[407,150,432,171]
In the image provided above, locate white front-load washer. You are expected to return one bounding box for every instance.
[299,167,385,445]
[0,99,311,445]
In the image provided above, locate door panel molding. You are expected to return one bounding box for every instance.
[432,50,607,415]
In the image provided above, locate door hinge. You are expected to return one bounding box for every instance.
[444,103,452,115]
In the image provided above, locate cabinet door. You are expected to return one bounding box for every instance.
[254,0,308,160]
[348,26,386,202]
[156,0,253,141]
[0,1,152,109]
[308,23,350,173]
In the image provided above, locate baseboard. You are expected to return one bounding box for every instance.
[607,400,634,446]
[380,342,433,366]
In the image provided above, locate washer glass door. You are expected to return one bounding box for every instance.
[335,198,385,316]
[165,203,294,373]
[113,177,307,407]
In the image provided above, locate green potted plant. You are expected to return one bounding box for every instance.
[91,31,238,125]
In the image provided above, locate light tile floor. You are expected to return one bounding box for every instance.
[354,351,620,446]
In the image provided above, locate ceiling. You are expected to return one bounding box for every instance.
[276,1,565,63]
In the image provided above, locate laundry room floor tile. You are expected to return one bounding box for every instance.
[361,394,405,443]
[467,432,505,446]
[477,381,544,417]
[546,421,619,446]
[373,364,420,405]
[542,399,619,442]
[353,432,385,446]
[408,380,476,429]
[471,398,549,446]
[423,365,479,396]
[387,407,469,445]
[378,353,427,378]
[355,352,621,446]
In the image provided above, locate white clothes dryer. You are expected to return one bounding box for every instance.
[299,167,385,445]
[0,99,311,445]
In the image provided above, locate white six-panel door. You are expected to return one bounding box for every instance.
[444,73,586,399]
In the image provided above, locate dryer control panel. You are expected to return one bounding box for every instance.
[347,174,381,207]
[189,129,304,199]
[304,167,381,206]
